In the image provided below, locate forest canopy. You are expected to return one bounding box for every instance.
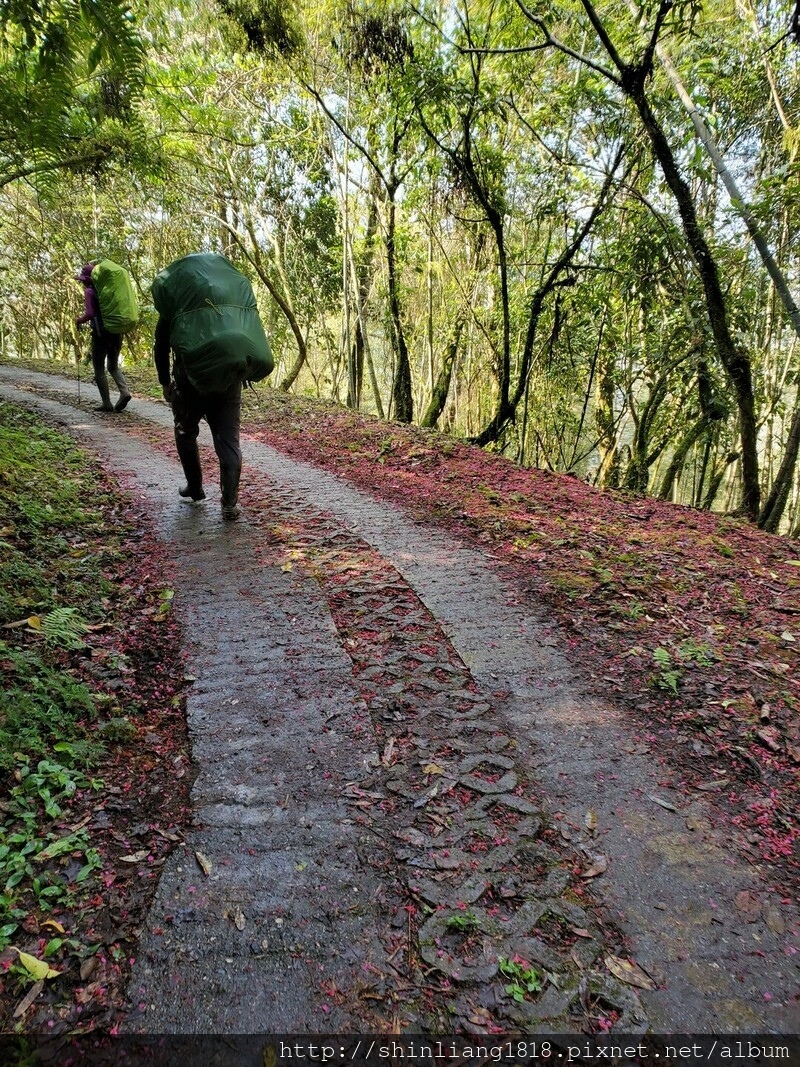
[3,0,800,534]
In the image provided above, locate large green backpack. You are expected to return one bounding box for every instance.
[92,260,139,334]
[151,253,273,394]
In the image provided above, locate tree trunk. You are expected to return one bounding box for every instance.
[659,417,712,501]
[386,187,413,422]
[596,347,620,488]
[759,404,800,532]
[421,311,465,428]
[627,84,760,516]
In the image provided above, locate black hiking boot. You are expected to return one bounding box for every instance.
[220,465,241,521]
[114,393,132,412]
[179,485,206,502]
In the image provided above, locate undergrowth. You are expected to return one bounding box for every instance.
[0,402,130,956]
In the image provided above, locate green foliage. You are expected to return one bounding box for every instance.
[216,0,303,57]
[0,403,118,771]
[0,755,103,948]
[41,607,89,650]
[0,642,105,774]
[651,647,681,694]
[0,0,147,188]
[498,956,542,1001]
[650,639,716,694]
[679,639,716,667]
[445,911,480,932]
[96,716,138,742]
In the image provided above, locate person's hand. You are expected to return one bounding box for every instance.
[162,383,173,403]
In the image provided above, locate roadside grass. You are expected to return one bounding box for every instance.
[0,399,189,1031]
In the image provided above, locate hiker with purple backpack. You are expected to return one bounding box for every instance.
[75,261,137,412]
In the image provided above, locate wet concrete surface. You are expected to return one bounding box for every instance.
[1,368,798,1035]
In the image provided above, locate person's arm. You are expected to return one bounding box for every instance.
[75,285,98,326]
[153,316,172,399]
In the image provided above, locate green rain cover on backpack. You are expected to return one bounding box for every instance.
[92,260,140,334]
[151,253,273,394]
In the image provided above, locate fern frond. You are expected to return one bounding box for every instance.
[42,607,89,650]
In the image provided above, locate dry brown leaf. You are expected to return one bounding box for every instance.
[466,1007,497,1028]
[13,979,44,1018]
[40,919,65,934]
[756,727,781,752]
[764,905,786,935]
[585,808,598,833]
[381,736,396,767]
[120,850,149,864]
[581,854,608,879]
[695,778,729,791]
[649,795,677,812]
[80,956,99,982]
[234,906,246,931]
[734,890,762,923]
[422,762,445,775]
[604,955,656,990]
[195,851,213,876]
[685,814,710,833]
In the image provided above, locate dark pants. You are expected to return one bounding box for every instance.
[91,329,129,408]
[171,375,242,504]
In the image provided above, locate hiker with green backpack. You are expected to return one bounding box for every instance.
[75,260,139,412]
[152,253,274,521]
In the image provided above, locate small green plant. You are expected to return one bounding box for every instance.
[729,582,749,616]
[97,716,137,742]
[446,911,481,932]
[679,639,715,667]
[376,438,396,460]
[651,647,681,694]
[155,588,174,620]
[11,756,99,819]
[551,573,593,601]
[712,538,734,559]
[626,600,645,620]
[42,607,89,650]
[499,956,542,1001]
[0,756,103,949]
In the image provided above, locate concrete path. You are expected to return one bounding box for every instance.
[1,368,797,1035]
